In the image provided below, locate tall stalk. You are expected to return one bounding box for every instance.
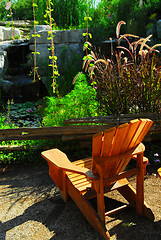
[46,0,59,94]
[30,0,40,82]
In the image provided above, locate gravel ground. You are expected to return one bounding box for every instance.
[0,166,161,240]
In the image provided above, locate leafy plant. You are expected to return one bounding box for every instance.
[0,100,15,129]
[42,72,98,126]
[83,21,161,115]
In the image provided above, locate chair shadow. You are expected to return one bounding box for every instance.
[0,167,66,240]
[0,168,161,240]
[103,197,161,240]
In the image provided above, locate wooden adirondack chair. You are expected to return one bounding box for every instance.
[41,119,154,240]
[158,168,161,179]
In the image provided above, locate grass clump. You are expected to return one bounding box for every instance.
[83,21,161,115]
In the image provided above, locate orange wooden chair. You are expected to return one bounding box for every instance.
[41,119,154,239]
[158,168,161,179]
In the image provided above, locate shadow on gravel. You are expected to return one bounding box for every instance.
[0,167,161,240]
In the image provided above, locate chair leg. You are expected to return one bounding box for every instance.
[136,152,144,216]
[118,184,154,221]
[60,171,68,202]
[96,165,106,223]
[67,179,110,240]
[96,178,105,223]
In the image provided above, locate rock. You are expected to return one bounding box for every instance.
[157,19,161,39]
[0,50,6,74]
[0,20,33,28]
[29,43,49,61]
[29,28,85,72]
[30,30,50,44]
[53,29,85,44]
[0,79,13,92]
[0,26,21,41]
[35,25,49,32]
[30,28,86,44]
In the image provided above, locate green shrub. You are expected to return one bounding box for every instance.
[42,73,98,126]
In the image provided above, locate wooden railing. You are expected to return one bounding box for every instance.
[0,113,161,145]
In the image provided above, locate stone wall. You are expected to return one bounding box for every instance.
[0,26,21,41]
[0,26,86,101]
[29,25,86,70]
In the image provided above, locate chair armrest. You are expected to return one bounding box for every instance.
[132,143,145,158]
[41,148,99,181]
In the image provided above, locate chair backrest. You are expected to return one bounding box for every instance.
[92,119,153,182]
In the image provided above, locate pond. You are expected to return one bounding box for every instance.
[3,101,42,128]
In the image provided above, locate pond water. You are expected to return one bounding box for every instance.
[4,101,42,128]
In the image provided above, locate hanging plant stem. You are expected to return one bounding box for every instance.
[30,0,40,82]
[46,0,59,93]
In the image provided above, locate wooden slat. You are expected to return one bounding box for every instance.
[120,119,141,153]
[67,174,87,181]
[73,157,92,165]
[0,118,154,143]
[105,202,134,216]
[63,113,159,124]
[101,127,116,157]
[128,119,147,149]
[92,132,103,157]
[0,125,111,141]
[110,123,129,156]
[104,168,138,185]
[76,182,91,192]
[73,179,91,188]
[115,155,133,176]
[67,162,91,176]
[135,119,153,145]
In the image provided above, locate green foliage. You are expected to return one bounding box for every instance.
[117,0,161,37]
[42,73,98,126]
[91,0,119,41]
[7,0,94,29]
[0,102,15,129]
[50,0,89,29]
[12,0,33,20]
[0,139,54,166]
[0,115,14,129]
[83,22,161,115]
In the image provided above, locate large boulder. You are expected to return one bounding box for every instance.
[30,27,85,44]
[29,27,86,75]
[0,50,5,74]
[0,26,21,41]
[157,19,161,39]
